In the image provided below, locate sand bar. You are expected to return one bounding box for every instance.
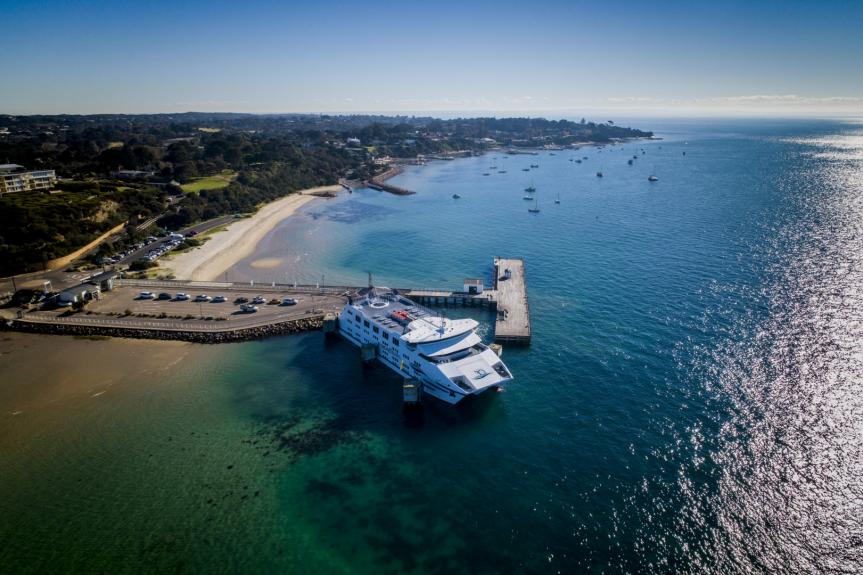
[160,185,339,281]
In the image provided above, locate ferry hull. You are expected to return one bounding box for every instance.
[336,288,513,406]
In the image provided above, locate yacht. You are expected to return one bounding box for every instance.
[338,288,513,404]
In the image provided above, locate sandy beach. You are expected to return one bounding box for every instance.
[160,185,340,281]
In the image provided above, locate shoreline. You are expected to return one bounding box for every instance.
[159,185,340,281]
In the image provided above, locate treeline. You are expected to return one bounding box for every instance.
[0,181,166,275]
[158,149,361,229]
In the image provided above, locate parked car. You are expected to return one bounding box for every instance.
[194,294,211,302]
[157,292,172,300]
[211,295,227,303]
[137,291,155,299]
[281,297,298,306]
[234,296,249,304]
[175,293,190,301]
[239,304,258,313]
[252,296,266,304]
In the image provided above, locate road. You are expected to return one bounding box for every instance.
[113,214,239,267]
[0,215,241,295]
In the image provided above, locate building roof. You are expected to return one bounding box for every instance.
[0,164,24,173]
[87,270,120,283]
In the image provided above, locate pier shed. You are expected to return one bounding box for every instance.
[463,278,484,294]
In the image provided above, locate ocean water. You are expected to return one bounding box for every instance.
[2,119,862,574]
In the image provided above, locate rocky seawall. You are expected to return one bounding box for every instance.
[3,317,324,343]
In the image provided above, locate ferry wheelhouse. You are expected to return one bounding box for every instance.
[338,287,513,404]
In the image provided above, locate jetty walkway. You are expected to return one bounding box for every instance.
[4,258,531,345]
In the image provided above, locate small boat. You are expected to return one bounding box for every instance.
[627,159,633,165]
[682,151,686,156]
[549,153,556,156]
[522,168,530,172]
[648,175,659,182]
[483,172,490,176]
[498,170,507,173]
[490,166,497,169]
[554,194,560,204]
[522,195,533,200]
[596,171,603,178]
[575,159,582,164]
[525,181,536,192]
[452,193,462,199]
[633,155,638,160]
[528,199,540,213]
[530,164,539,168]
[583,156,588,160]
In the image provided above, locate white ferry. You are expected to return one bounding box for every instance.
[338,287,513,404]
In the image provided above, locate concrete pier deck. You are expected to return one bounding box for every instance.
[492,257,531,344]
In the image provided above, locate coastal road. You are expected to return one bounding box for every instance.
[0,215,243,295]
[113,214,240,268]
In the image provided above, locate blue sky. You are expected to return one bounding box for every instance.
[2,0,861,115]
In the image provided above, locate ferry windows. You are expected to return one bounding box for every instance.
[354,314,360,322]
[392,339,399,346]
[382,332,389,341]
[363,320,370,328]
[373,326,379,334]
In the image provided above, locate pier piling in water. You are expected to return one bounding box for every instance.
[403,379,421,406]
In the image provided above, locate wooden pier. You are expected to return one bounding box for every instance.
[491,257,531,344]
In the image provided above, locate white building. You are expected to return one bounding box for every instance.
[0,165,56,194]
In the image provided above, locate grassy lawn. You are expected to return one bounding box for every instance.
[180,171,237,193]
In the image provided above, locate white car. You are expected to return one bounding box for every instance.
[138,291,155,299]
[175,293,190,301]
[239,304,258,313]
[281,297,298,306]
[252,296,266,304]
[194,294,211,302]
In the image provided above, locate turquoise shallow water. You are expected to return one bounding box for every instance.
[3,119,863,573]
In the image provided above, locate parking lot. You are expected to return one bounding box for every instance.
[92,285,342,320]
[22,283,347,333]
